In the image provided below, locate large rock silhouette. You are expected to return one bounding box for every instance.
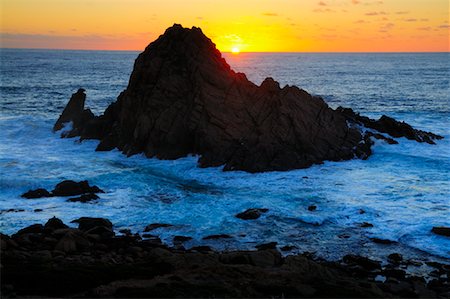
[54,24,442,172]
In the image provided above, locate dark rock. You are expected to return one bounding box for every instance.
[34,209,43,212]
[143,223,174,232]
[52,180,104,197]
[343,254,381,271]
[53,88,95,135]
[360,222,373,228]
[370,237,396,244]
[16,224,44,235]
[255,242,277,250]
[173,236,192,243]
[67,193,99,203]
[388,253,403,264]
[383,268,406,280]
[337,107,442,144]
[307,205,317,211]
[235,208,268,220]
[44,217,68,231]
[202,234,232,240]
[55,231,91,253]
[280,245,297,251]
[21,188,51,199]
[54,25,441,173]
[71,217,113,231]
[119,229,132,236]
[85,226,115,239]
[365,131,398,144]
[431,226,450,237]
[190,245,213,252]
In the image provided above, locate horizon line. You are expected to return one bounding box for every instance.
[1,47,449,54]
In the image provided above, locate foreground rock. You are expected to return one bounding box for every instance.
[53,24,442,172]
[1,218,449,298]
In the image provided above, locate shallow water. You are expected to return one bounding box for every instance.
[0,49,449,266]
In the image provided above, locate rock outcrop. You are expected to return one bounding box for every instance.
[54,24,443,172]
[2,218,449,298]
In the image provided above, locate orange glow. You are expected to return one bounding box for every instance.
[0,0,448,52]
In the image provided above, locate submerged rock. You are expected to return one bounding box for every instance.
[235,208,268,220]
[53,25,443,172]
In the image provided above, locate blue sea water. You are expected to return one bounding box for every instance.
[1,49,449,268]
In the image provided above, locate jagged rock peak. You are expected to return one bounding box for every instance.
[54,24,442,172]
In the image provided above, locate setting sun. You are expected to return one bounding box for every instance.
[231,47,240,54]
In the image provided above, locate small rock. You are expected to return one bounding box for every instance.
[343,254,381,271]
[202,234,232,240]
[143,223,173,232]
[71,217,112,231]
[370,237,395,244]
[34,209,43,212]
[21,188,51,199]
[307,205,317,211]
[360,222,373,228]
[383,268,406,280]
[52,180,104,197]
[235,208,268,220]
[387,253,403,264]
[431,226,450,237]
[44,217,68,231]
[67,193,99,203]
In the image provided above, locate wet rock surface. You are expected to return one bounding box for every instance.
[1,218,449,298]
[54,24,442,172]
[236,208,268,220]
[20,180,104,202]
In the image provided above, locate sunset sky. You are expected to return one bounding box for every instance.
[1,0,449,52]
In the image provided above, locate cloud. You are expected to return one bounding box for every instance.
[313,8,334,13]
[354,20,367,24]
[0,33,147,50]
[438,24,450,29]
[351,0,360,4]
[365,11,386,16]
[405,18,417,22]
[318,1,327,6]
[395,11,409,15]
[417,27,431,31]
[262,12,278,17]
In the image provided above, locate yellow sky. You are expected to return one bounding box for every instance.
[1,0,449,52]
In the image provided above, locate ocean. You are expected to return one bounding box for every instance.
[1,49,449,268]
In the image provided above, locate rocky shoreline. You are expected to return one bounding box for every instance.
[1,215,449,298]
